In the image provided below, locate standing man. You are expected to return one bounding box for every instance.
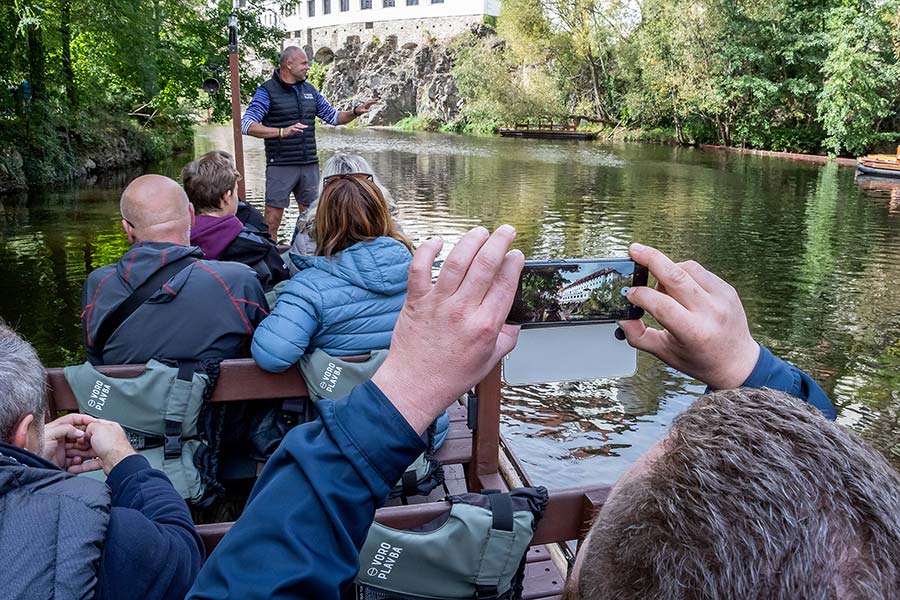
[242,46,378,241]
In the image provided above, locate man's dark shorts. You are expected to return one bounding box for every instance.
[265,163,320,209]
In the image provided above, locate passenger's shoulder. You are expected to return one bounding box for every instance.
[85,263,117,286]
[193,259,259,282]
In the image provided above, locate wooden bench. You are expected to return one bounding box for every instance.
[45,360,609,597]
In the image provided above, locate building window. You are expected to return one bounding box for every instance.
[431,0,443,3]
[406,0,418,5]
[340,0,349,10]
[383,0,394,6]
[323,0,330,14]
[365,21,373,28]
[293,30,303,37]
[308,0,315,16]
[361,0,372,8]
[283,2,295,16]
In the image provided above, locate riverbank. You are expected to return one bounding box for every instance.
[0,110,194,195]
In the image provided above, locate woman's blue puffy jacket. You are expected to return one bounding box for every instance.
[252,237,411,371]
[252,236,449,447]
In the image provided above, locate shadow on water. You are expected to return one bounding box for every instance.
[2,126,898,486]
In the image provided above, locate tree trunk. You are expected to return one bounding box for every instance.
[61,0,78,108]
[26,25,46,100]
[586,52,605,121]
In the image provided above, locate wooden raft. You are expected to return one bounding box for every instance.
[45,360,611,599]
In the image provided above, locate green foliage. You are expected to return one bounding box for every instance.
[0,0,284,187]
[394,114,441,131]
[817,3,900,156]
[306,61,329,91]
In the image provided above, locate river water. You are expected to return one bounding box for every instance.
[1,125,898,487]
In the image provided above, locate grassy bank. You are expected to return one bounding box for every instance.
[0,108,193,193]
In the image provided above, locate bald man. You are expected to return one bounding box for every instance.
[241,45,378,240]
[81,174,269,365]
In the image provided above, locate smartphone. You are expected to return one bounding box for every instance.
[507,258,648,328]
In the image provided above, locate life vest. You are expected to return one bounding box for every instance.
[261,71,319,166]
[298,349,443,498]
[352,487,549,600]
[64,360,219,507]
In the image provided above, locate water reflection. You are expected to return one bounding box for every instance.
[1,126,898,487]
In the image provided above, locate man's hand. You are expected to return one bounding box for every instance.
[67,420,137,476]
[619,243,760,390]
[355,98,379,116]
[42,413,96,469]
[372,226,524,434]
[283,121,308,136]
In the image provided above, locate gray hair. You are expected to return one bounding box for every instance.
[279,45,306,66]
[578,388,900,599]
[288,153,399,261]
[0,324,46,443]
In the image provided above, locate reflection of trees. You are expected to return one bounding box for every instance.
[580,274,631,319]
[519,266,577,322]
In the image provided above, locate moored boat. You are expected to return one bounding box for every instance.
[856,147,900,178]
[499,118,598,141]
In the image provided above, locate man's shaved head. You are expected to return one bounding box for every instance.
[279,45,306,66]
[120,175,193,245]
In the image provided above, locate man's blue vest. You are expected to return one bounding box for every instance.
[261,69,319,166]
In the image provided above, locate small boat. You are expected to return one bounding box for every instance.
[499,118,598,141]
[856,147,900,178]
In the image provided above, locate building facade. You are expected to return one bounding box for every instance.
[557,269,617,304]
[279,0,500,54]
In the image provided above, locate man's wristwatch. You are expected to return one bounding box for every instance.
[352,105,362,117]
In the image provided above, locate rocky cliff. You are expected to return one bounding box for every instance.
[322,26,491,126]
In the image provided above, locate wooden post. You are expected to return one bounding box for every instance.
[228,13,246,200]
[468,362,503,491]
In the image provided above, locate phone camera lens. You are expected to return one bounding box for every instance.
[614,327,626,341]
[620,287,630,297]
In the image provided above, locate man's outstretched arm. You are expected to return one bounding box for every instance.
[189,226,524,599]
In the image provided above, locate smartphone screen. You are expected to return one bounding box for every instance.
[507,258,648,327]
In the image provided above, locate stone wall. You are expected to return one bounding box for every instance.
[286,14,481,55]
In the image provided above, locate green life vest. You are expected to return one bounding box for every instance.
[63,360,211,505]
[298,349,443,498]
[353,487,549,600]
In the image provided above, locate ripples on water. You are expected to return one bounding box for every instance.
[1,126,898,487]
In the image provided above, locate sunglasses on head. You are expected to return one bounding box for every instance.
[323,172,374,186]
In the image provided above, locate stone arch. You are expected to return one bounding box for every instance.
[314,46,335,65]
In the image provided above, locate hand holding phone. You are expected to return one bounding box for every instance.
[507,258,648,328]
[619,243,760,390]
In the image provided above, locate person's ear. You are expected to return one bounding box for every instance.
[188,203,196,227]
[11,413,34,450]
[122,219,137,244]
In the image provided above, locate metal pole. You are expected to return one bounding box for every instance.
[228,13,246,200]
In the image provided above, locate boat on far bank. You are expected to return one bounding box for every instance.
[499,118,598,141]
[856,147,900,178]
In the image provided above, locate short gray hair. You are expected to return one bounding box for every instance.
[0,324,46,443]
[578,388,900,599]
[279,45,306,65]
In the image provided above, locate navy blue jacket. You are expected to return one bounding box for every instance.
[252,237,412,371]
[187,346,835,599]
[0,445,203,600]
[82,242,269,365]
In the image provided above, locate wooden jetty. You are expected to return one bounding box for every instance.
[46,359,609,598]
[499,119,598,141]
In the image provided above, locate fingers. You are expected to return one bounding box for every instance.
[629,243,704,309]
[676,260,723,294]
[433,227,490,297]
[455,225,517,303]
[626,286,691,332]
[46,423,86,443]
[48,413,96,428]
[618,319,669,358]
[407,238,443,301]
[67,458,102,475]
[479,248,524,328]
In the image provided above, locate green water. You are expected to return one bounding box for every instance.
[1,125,898,487]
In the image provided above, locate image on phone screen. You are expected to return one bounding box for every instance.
[507,259,647,327]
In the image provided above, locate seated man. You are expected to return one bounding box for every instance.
[182,151,289,292]
[82,174,269,365]
[187,229,838,599]
[0,324,202,600]
[564,386,900,599]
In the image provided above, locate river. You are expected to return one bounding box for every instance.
[1,125,898,487]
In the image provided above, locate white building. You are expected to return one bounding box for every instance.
[557,269,617,304]
[278,0,500,54]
